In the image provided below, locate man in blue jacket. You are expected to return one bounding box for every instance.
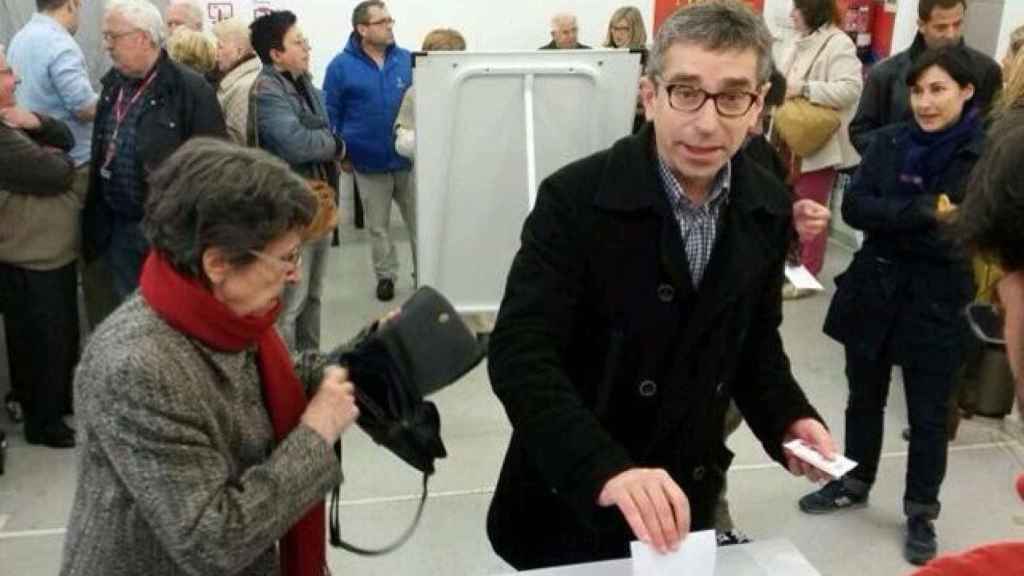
[324,0,412,302]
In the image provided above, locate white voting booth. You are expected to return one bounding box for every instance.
[413,50,643,313]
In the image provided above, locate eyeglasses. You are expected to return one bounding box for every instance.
[102,29,139,43]
[364,17,395,27]
[249,246,303,273]
[0,67,13,76]
[658,79,760,118]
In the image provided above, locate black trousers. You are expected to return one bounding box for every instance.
[0,261,79,434]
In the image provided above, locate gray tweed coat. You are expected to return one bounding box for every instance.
[60,296,344,576]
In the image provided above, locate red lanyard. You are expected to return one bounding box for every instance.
[100,70,158,174]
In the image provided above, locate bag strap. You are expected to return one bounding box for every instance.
[800,32,841,82]
[328,463,429,556]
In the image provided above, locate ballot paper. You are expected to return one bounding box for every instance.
[784,264,825,292]
[631,530,716,576]
[783,439,859,479]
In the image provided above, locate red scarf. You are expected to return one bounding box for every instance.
[140,252,327,576]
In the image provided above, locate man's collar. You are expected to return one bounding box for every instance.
[656,154,731,210]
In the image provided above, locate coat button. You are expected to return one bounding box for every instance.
[656,283,675,303]
[716,381,727,397]
[638,379,658,397]
[692,466,706,481]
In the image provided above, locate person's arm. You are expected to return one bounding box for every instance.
[731,244,826,465]
[848,65,887,155]
[0,117,74,196]
[80,355,342,576]
[49,45,99,123]
[841,135,938,233]
[256,79,338,166]
[322,59,345,140]
[488,174,635,523]
[806,36,863,111]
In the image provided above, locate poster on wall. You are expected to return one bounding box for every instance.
[654,0,765,33]
[199,0,275,26]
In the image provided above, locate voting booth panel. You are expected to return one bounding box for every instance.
[414,50,643,313]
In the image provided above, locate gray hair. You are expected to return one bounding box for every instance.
[143,138,317,279]
[106,0,165,47]
[646,0,773,85]
[212,17,252,53]
[550,13,577,30]
[167,0,204,30]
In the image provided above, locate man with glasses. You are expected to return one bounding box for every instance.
[486,2,836,570]
[324,0,413,302]
[84,0,224,312]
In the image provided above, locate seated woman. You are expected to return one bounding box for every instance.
[60,138,360,576]
[799,47,983,566]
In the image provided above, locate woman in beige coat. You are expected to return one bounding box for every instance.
[213,18,261,146]
[778,0,862,279]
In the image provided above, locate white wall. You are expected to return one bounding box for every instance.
[996,0,1024,61]
[234,0,654,85]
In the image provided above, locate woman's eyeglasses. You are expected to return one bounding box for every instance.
[249,247,302,272]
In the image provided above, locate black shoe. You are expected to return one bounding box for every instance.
[798,479,868,514]
[904,516,937,566]
[376,278,395,302]
[25,422,76,449]
[716,529,752,547]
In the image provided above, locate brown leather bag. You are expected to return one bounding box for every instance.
[304,176,339,240]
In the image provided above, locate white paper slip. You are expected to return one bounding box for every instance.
[784,439,858,479]
[784,264,825,292]
[631,529,716,576]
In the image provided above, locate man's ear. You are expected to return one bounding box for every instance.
[202,247,232,285]
[639,76,657,121]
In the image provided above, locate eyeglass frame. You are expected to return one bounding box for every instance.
[655,76,762,118]
[363,17,395,27]
[102,29,141,43]
[248,247,303,273]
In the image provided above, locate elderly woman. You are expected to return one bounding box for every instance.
[0,44,80,448]
[60,138,359,576]
[777,0,862,284]
[393,28,466,159]
[166,26,218,79]
[800,47,983,566]
[603,6,647,49]
[213,17,261,145]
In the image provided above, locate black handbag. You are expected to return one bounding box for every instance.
[325,286,486,555]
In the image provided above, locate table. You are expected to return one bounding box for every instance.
[496,538,821,575]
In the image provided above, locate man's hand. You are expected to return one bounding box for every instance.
[597,468,689,553]
[793,199,831,243]
[0,106,41,130]
[301,366,359,444]
[783,418,836,483]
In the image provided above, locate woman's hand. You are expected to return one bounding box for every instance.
[786,80,805,100]
[301,366,359,444]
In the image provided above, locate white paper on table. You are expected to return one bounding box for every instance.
[630,529,716,576]
[784,264,825,292]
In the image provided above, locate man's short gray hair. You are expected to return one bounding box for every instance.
[646,0,773,85]
[168,0,204,30]
[106,0,165,47]
[550,13,577,30]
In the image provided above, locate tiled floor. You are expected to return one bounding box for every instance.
[1,230,1022,576]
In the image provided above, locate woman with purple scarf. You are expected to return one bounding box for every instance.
[798,46,983,566]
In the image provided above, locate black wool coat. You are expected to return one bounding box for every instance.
[824,122,982,367]
[486,124,823,570]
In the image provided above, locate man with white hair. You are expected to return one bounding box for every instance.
[212,17,259,144]
[539,12,591,50]
[165,0,204,33]
[83,0,225,307]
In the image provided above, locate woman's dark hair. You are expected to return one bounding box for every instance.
[250,10,296,65]
[957,110,1024,271]
[143,138,317,280]
[906,45,976,89]
[793,0,840,31]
